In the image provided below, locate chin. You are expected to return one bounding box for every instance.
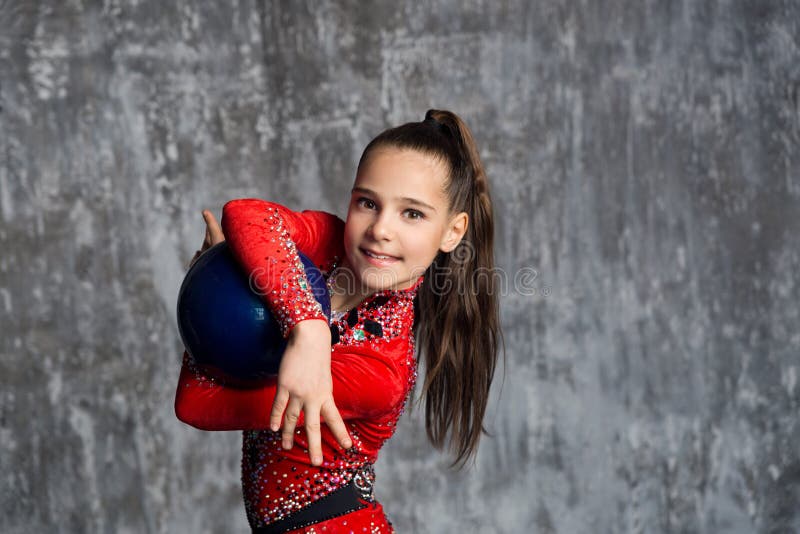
[359,269,403,291]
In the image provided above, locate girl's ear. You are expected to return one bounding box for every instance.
[440,212,469,253]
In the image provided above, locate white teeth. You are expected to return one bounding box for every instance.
[365,250,394,260]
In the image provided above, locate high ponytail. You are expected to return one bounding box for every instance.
[358,109,504,468]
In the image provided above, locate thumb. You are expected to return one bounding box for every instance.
[202,210,225,244]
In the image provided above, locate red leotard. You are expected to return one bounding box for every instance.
[174,199,423,532]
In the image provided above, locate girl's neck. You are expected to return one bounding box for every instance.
[327,260,374,313]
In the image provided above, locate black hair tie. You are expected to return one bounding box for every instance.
[423,115,449,137]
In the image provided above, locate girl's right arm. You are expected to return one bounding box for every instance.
[174,334,409,430]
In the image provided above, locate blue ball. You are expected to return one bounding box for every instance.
[177,242,330,388]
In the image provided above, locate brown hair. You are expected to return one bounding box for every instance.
[357,109,504,468]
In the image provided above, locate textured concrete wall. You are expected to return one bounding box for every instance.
[1,1,799,533]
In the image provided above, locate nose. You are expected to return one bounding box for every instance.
[367,212,393,241]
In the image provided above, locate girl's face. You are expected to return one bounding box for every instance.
[342,147,468,293]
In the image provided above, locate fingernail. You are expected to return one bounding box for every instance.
[270,424,278,432]
[312,456,321,465]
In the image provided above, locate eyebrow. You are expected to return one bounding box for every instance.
[351,186,438,213]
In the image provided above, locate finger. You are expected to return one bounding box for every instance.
[202,225,212,250]
[202,210,225,245]
[321,401,352,450]
[304,405,323,466]
[187,249,202,269]
[281,397,303,450]
[269,388,289,432]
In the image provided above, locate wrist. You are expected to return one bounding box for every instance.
[288,319,331,342]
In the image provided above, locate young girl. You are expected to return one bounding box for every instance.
[175,109,502,532]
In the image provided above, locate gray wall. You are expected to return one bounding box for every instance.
[1,1,799,533]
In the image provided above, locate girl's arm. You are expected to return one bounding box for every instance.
[174,336,408,431]
[220,198,345,338]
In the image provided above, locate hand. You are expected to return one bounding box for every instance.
[270,320,352,465]
[188,209,225,267]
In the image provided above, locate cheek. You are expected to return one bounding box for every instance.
[344,211,371,242]
[342,221,362,254]
[343,228,357,253]
[405,229,439,260]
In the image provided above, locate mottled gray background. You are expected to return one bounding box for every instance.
[1,1,799,533]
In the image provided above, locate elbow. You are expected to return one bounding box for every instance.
[363,371,407,420]
[174,390,197,428]
[174,387,212,431]
[221,198,273,250]
[222,198,259,210]
[221,198,265,225]
[384,381,406,416]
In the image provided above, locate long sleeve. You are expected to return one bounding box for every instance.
[174,338,408,431]
[220,198,345,338]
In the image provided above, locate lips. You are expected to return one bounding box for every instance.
[361,248,400,261]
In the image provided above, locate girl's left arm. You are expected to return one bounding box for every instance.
[174,337,408,431]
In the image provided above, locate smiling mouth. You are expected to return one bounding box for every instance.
[361,248,401,261]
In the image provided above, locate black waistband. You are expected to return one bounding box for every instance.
[252,479,368,533]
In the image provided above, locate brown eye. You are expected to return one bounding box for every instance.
[356,197,376,209]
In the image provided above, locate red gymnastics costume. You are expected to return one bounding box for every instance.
[175,199,423,533]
